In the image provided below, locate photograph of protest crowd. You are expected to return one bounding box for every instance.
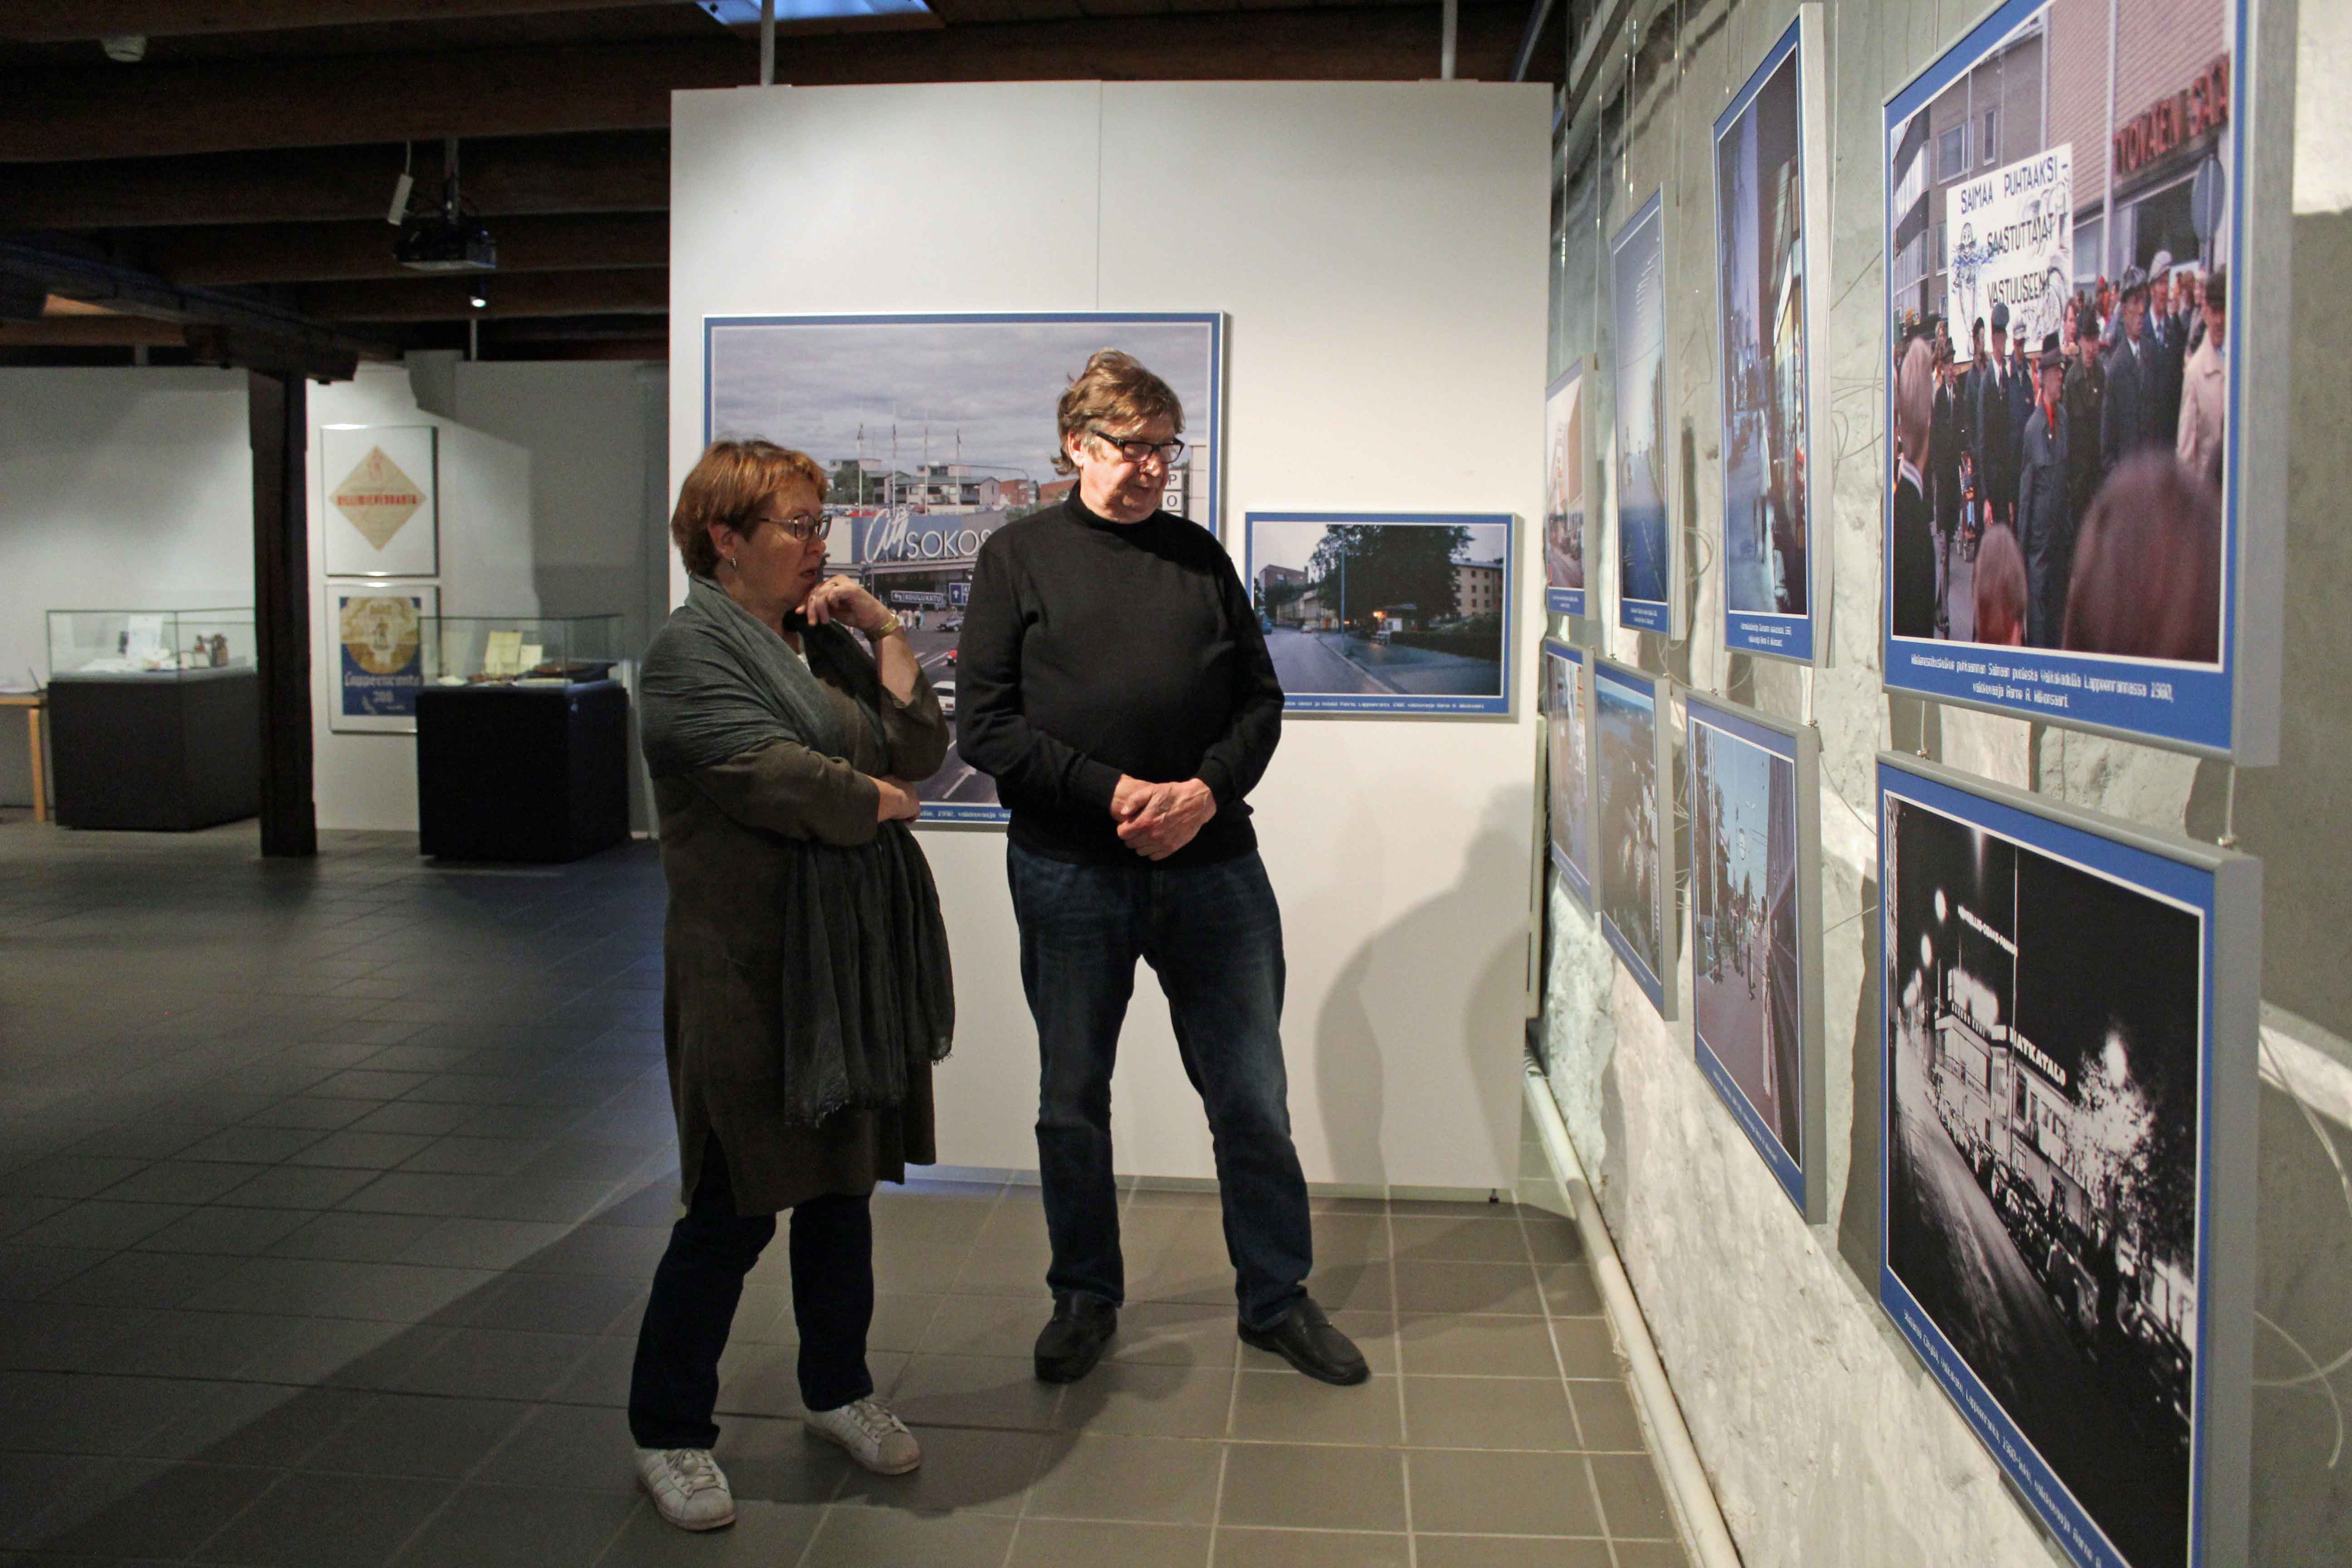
[1594,659,1673,1016]
[1543,640,1594,906]
[1882,768,2209,1568]
[1885,0,2236,678]
[1544,363,1590,617]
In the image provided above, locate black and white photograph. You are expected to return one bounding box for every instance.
[1593,659,1671,1014]
[705,312,1224,821]
[1247,513,1512,716]
[1882,767,2211,1568]
[1689,696,1816,1210]
[1543,639,1593,906]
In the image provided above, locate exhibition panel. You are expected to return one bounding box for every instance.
[1541,637,1596,908]
[429,612,624,685]
[416,677,632,862]
[47,607,252,677]
[329,584,437,735]
[319,422,441,580]
[1712,7,1832,665]
[42,606,262,832]
[1544,357,1594,621]
[1609,189,1681,639]
[1877,753,2257,1568]
[702,310,1225,824]
[1879,0,2292,759]
[1245,511,1514,716]
[1687,693,1826,1220]
[1591,657,1676,1019]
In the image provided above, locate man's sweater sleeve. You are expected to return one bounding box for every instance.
[1194,555,1284,807]
[954,534,1122,811]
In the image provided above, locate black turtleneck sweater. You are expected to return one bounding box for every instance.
[956,495,1282,866]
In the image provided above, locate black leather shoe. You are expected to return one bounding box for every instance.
[1238,1295,1369,1386]
[1034,1293,1118,1383]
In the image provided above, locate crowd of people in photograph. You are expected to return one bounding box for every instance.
[1891,253,2225,660]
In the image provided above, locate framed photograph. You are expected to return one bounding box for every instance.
[1541,638,1596,907]
[704,312,1226,825]
[1878,752,2258,1568]
[1688,693,1825,1217]
[1592,658,1677,1017]
[1880,0,2289,759]
[331,584,437,734]
[1245,512,1514,716]
[1544,358,1594,621]
[321,425,439,579]
[1714,7,1831,663]
[1610,190,1682,638]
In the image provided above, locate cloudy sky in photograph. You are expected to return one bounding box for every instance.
[707,317,1218,486]
[1250,519,1511,576]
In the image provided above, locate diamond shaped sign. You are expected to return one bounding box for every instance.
[332,446,426,551]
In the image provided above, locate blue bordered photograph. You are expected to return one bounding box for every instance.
[1714,9,1828,664]
[1541,638,1595,907]
[1592,658,1676,1016]
[1245,512,1513,717]
[1610,191,1677,637]
[1544,361,1592,620]
[1880,0,2288,759]
[1689,693,1823,1217]
[704,312,1225,823]
[1878,752,2259,1568]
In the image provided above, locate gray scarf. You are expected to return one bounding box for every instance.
[641,575,954,1126]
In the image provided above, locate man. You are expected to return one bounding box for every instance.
[2063,296,2107,523]
[1975,302,2019,533]
[2017,332,2073,648]
[2147,252,2188,446]
[2177,265,2228,490]
[957,349,1367,1389]
[2103,268,2159,469]
[1928,338,1963,635]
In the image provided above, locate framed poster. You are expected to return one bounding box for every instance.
[1541,638,1596,907]
[1714,8,1831,663]
[1245,512,1514,716]
[1592,658,1677,1017]
[704,312,1225,825]
[1610,190,1681,638]
[1878,753,2258,1568]
[1688,693,1825,1217]
[1880,0,2289,759]
[331,584,437,734]
[1544,358,1593,620]
[321,424,439,579]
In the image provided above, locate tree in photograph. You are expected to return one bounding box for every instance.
[1307,524,1472,626]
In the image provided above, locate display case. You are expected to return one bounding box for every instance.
[428,614,624,686]
[47,608,255,677]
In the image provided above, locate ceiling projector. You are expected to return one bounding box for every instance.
[394,139,497,274]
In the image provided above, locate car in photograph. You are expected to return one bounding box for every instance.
[933,680,955,718]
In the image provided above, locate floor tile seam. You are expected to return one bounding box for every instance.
[1202,1431,1233,1567]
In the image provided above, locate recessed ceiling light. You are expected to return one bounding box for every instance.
[699,0,931,23]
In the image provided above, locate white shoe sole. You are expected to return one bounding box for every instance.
[804,1419,922,1475]
[640,1476,736,1531]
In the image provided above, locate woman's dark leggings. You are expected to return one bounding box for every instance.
[626,1144,875,1450]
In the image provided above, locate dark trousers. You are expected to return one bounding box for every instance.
[1007,842,1313,1332]
[627,1144,874,1450]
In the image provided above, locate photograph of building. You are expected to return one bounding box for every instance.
[1544,364,1588,614]
[1612,194,1672,632]
[1246,514,1510,715]
[1544,641,1592,906]
[1883,783,2204,1568]
[706,313,1223,819]
[1715,20,1814,643]
[1594,661,1667,1009]
[1690,707,1802,1175]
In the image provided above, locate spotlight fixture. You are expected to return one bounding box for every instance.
[395,137,497,275]
[100,34,147,63]
[468,280,490,311]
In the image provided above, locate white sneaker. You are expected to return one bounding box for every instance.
[634,1446,736,1530]
[803,1397,922,1475]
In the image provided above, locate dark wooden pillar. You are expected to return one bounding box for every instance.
[249,368,318,858]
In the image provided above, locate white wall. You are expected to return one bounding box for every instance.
[671,79,1554,1190]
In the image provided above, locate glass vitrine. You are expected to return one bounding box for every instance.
[428,614,625,686]
[46,608,256,678]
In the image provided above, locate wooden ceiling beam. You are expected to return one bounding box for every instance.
[3,2,704,42]
[0,7,1529,162]
[0,132,669,229]
[136,212,667,284]
[298,265,668,319]
[0,316,187,346]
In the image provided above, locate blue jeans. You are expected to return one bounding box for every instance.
[1007,843,1313,1331]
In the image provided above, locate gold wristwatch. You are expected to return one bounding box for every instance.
[870,610,904,639]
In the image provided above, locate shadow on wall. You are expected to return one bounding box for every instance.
[1311,787,1532,1192]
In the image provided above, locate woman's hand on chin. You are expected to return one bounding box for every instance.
[805,576,891,634]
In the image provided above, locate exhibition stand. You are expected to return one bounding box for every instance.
[42,608,260,832]
[415,677,630,862]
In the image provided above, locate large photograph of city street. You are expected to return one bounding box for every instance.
[1886,0,2234,678]
[1594,663,1668,1010]
[1246,514,1511,715]
[1543,641,1592,905]
[706,314,1223,820]
[1715,21,1815,652]
[1611,193,1673,632]
[1883,783,2205,1568]
[1690,707,1802,1179]
[1544,364,1588,615]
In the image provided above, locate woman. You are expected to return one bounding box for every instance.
[1890,335,1938,640]
[627,439,954,1531]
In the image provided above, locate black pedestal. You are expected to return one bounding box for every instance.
[416,679,630,862]
[46,668,261,831]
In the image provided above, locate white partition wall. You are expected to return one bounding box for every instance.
[671,79,1552,1189]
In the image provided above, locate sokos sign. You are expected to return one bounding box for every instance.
[848,507,1009,565]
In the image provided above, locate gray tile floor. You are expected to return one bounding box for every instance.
[0,818,1688,1568]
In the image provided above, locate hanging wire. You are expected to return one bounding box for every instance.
[2250,1033,2352,1468]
